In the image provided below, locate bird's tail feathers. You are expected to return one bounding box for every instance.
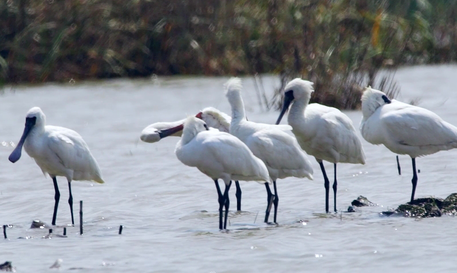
[93,177,105,184]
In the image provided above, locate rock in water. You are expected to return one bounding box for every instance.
[397,198,442,217]
[351,196,376,207]
[30,219,46,229]
[50,259,63,269]
[0,261,15,272]
[442,193,457,215]
[382,194,457,218]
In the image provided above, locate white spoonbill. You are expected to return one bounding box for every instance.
[360,87,457,202]
[276,79,365,213]
[140,107,231,143]
[140,107,244,211]
[9,107,104,226]
[159,116,269,230]
[225,77,313,224]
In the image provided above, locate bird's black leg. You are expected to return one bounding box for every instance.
[235,181,242,211]
[273,180,279,223]
[410,158,418,202]
[214,180,224,230]
[223,181,232,230]
[264,183,274,223]
[52,177,60,226]
[318,161,330,213]
[332,163,337,213]
[68,181,74,226]
[396,155,401,175]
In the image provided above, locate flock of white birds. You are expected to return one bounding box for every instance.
[8,78,457,230]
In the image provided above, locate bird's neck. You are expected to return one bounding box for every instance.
[288,99,307,124]
[180,134,192,146]
[361,98,382,121]
[228,92,247,123]
[181,127,199,146]
[361,105,374,122]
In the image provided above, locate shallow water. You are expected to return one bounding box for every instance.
[1,65,457,272]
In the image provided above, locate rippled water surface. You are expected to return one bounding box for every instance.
[1,65,457,272]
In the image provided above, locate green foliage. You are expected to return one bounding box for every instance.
[1,0,456,108]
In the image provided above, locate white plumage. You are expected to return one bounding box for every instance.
[140,119,186,143]
[225,77,313,224]
[140,107,246,211]
[9,107,103,226]
[140,107,231,143]
[360,86,457,202]
[168,116,269,230]
[276,78,365,213]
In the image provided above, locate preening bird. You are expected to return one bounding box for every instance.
[140,107,244,211]
[8,107,104,226]
[140,107,231,143]
[159,116,269,230]
[225,77,313,224]
[360,87,457,202]
[276,79,365,213]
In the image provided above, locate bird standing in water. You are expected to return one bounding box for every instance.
[9,107,104,226]
[160,116,270,230]
[225,78,313,223]
[276,79,365,213]
[360,87,457,202]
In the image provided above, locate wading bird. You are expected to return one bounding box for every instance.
[360,87,457,202]
[159,116,269,230]
[9,107,104,226]
[140,107,231,143]
[276,79,365,213]
[140,107,244,211]
[225,78,313,224]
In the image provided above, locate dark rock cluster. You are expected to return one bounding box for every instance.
[0,261,14,272]
[383,193,457,218]
[351,196,376,207]
[347,195,377,212]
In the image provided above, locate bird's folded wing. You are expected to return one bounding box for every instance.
[383,108,457,147]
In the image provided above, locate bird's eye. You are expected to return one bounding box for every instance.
[381,95,391,104]
[26,116,37,126]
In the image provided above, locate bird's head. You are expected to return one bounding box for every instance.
[276,78,314,124]
[26,106,46,128]
[361,86,391,119]
[9,107,46,163]
[196,107,231,133]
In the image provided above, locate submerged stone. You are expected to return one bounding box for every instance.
[380,210,396,216]
[442,193,457,215]
[0,261,15,272]
[383,193,457,218]
[351,195,376,207]
[409,197,444,208]
[396,203,440,217]
[30,219,46,229]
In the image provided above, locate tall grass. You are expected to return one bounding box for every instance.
[1,0,456,108]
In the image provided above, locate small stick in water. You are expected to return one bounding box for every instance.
[79,200,83,235]
[119,225,123,235]
[49,228,53,234]
[63,227,66,236]
[3,225,7,239]
[396,155,401,175]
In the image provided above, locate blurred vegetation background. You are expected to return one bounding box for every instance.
[1,0,456,108]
